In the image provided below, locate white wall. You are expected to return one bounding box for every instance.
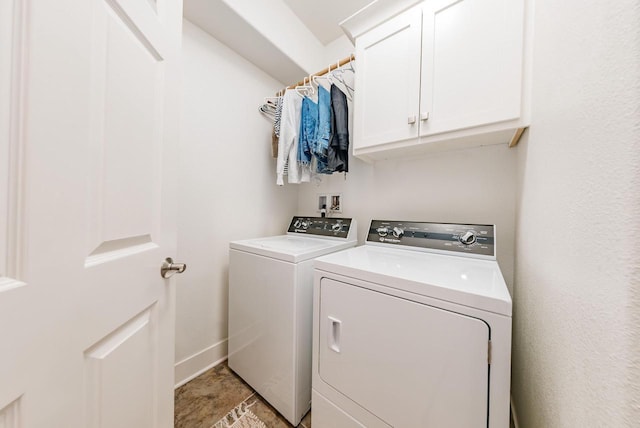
[175,20,298,386]
[297,145,519,289]
[512,0,640,426]
[177,3,640,422]
[299,40,518,288]
[324,35,355,65]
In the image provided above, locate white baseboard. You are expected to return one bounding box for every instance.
[510,395,520,428]
[174,338,228,389]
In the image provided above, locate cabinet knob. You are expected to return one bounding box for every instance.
[420,112,430,121]
[407,115,417,125]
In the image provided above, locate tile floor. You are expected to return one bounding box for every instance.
[175,361,311,428]
[175,361,515,428]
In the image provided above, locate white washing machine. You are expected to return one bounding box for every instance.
[228,216,357,426]
[312,220,512,428]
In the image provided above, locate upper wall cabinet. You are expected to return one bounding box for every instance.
[351,0,530,160]
[354,6,423,148]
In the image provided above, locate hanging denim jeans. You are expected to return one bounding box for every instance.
[328,84,349,173]
[298,96,318,179]
[315,86,332,174]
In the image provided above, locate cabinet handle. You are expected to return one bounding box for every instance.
[420,112,430,121]
[407,115,417,125]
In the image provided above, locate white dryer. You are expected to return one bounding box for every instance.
[312,220,512,428]
[228,216,357,426]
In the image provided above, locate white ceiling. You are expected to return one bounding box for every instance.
[282,0,372,45]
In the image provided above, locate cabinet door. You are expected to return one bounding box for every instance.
[420,0,525,136]
[353,5,423,149]
[318,278,490,427]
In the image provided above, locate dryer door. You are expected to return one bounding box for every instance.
[318,278,490,428]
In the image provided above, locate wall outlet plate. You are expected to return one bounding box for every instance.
[317,194,328,213]
[317,193,343,213]
[329,193,342,213]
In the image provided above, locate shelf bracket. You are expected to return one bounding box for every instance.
[508,127,528,148]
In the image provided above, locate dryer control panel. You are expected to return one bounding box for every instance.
[367,220,495,257]
[288,217,354,239]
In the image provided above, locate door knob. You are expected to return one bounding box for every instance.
[161,257,186,278]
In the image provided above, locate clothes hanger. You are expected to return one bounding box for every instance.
[258,104,275,117]
[344,53,356,73]
[330,62,354,100]
[294,77,309,96]
[312,64,333,89]
[295,76,315,97]
[260,100,278,118]
[262,97,279,111]
[306,74,316,95]
[334,55,355,79]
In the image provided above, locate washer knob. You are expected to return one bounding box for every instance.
[392,227,404,238]
[377,226,389,237]
[459,231,477,245]
[294,219,302,228]
[332,223,342,232]
[301,220,310,229]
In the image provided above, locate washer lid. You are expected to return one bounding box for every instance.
[230,235,357,263]
[314,245,512,316]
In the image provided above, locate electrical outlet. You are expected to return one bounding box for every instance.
[329,194,342,213]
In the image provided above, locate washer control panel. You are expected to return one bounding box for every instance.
[367,220,495,257]
[288,217,353,239]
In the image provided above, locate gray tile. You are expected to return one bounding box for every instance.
[174,362,254,428]
[174,360,312,428]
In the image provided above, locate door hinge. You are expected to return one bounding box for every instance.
[488,340,492,365]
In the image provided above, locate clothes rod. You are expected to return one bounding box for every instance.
[277,54,355,95]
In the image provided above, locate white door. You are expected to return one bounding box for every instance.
[420,0,525,136]
[318,278,490,428]
[0,0,182,426]
[353,4,423,150]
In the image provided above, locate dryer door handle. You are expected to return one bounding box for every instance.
[328,316,342,353]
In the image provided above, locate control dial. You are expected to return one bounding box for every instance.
[392,227,404,238]
[459,231,477,245]
[376,226,389,237]
[301,220,310,229]
[294,219,302,229]
[332,223,342,232]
